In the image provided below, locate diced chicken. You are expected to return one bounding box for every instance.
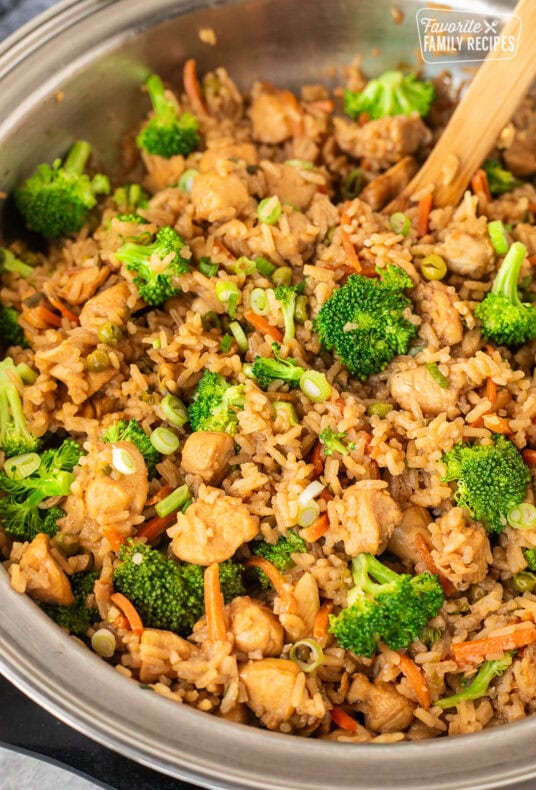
[199,139,258,172]
[240,658,302,729]
[180,431,235,485]
[19,533,74,606]
[84,442,149,522]
[326,485,402,557]
[360,156,418,211]
[248,87,302,144]
[514,223,536,256]
[279,572,320,642]
[347,674,415,733]
[437,229,494,279]
[190,170,250,222]
[414,280,463,347]
[78,281,134,331]
[388,505,431,563]
[389,365,464,417]
[229,596,284,656]
[261,162,318,211]
[334,114,431,166]
[139,628,193,683]
[52,265,110,306]
[169,484,259,565]
[429,507,492,591]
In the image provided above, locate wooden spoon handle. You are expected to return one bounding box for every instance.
[390,0,536,209]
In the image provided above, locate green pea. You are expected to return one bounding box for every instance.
[52,533,80,557]
[272,266,293,287]
[512,571,536,593]
[97,322,123,346]
[294,294,309,324]
[86,348,110,372]
[421,254,447,281]
[367,402,393,418]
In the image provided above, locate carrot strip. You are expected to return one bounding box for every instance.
[146,485,173,506]
[416,193,433,237]
[137,511,178,542]
[485,378,497,406]
[398,652,431,709]
[471,169,491,201]
[35,306,62,327]
[300,513,330,543]
[311,441,324,477]
[183,58,209,116]
[245,556,296,612]
[110,592,144,636]
[101,526,124,553]
[529,255,536,268]
[340,209,361,272]
[244,310,283,343]
[452,622,536,664]
[313,601,333,641]
[319,488,334,503]
[522,449,536,465]
[330,706,358,733]
[415,534,455,596]
[47,294,79,325]
[482,414,510,434]
[204,563,227,642]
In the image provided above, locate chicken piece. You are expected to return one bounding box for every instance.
[261,162,318,211]
[199,139,258,172]
[84,441,148,523]
[348,674,415,733]
[438,229,494,278]
[229,596,284,656]
[78,281,134,331]
[334,114,431,166]
[169,484,259,565]
[52,265,110,306]
[514,223,536,256]
[429,507,492,591]
[139,628,193,683]
[217,703,250,724]
[279,572,320,642]
[180,431,235,485]
[360,156,418,211]
[248,87,302,144]
[389,365,464,418]
[326,485,402,557]
[190,170,250,222]
[414,280,463,347]
[240,658,302,729]
[19,534,74,606]
[388,505,431,563]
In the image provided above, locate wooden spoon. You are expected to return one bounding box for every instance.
[388,0,536,210]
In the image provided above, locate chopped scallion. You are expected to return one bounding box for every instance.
[3,452,41,479]
[229,321,248,352]
[390,212,411,236]
[257,195,282,225]
[91,628,117,658]
[255,257,277,277]
[425,362,450,388]
[289,638,324,672]
[297,499,321,527]
[250,288,268,316]
[178,168,198,193]
[299,370,331,403]
[112,447,137,475]
[155,483,190,518]
[507,502,536,530]
[220,334,233,353]
[150,427,180,455]
[199,257,219,277]
[488,220,510,255]
[161,394,188,428]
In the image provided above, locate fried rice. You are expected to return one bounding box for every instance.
[2,57,536,743]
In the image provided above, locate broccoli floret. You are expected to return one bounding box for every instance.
[102,419,160,477]
[41,571,99,637]
[482,159,521,196]
[524,548,536,571]
[250,343,304,389]
[274,285,297,343]
[0,439,82,541]
[15,141,110,238]
[0,305,27,348]
[329,553,444,658]
[475,241,536,348]
[0,358,39,456]
[113,541,245,635]
[344,71,435,120]
[188,370,245,434]
[442,435,531,534]
[319,427,355,456]
[112,183,148,213]
[136,74,200,159]
[253,531,307,589]
[115,226,189,306]
[315,265,417,380]
[0,248,35,279]
[436,654,513,709]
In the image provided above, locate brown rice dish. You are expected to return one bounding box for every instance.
[2,58,536,744]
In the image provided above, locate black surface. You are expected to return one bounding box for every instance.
[0,674,198,788]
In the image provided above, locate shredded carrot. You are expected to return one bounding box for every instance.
[300,513,330,543]
[137,511,178,542]
[313,601,333,642]
[335,397,346,414]
[416,192,433,237]
[303,99,334,113]
[482,414,510,434]
[110,592,144,636]
[146,485,173,506]
[47,294,79,325]
[340,209,361,272]
[319,488,334,503]
[311,441,324,477]
[245,556,296,612]
[330,706,358,733]
[204,563,227,642]
[101,526,124,553]
[398,652,431,709]
[471,169,491,201]
[452,622,536,664]
[362,431,373,455]
[485,378,497,406]
[522,449,536,465]
[183,58,209,116]
[415,534,455,596]
[244,310,283,343]
[528,203,536,214]
[529,255,536,267]
[35,305,62,327]
[113,614,129,631]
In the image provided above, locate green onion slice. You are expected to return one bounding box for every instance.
[220,334,233,353]
[233,256,257,276]
[390,212,411,236]
[250,288,268,315]
[155,483,190,518]
[199,257,219,277]
[289,638,324,672]
[255,257,277,277]
[112,447,137,475]
[284,159,314,170]
[178,168,198,193]
[425,362,450,388]
[150,427,180,455]
[161,394,188,428]
[299,370,331,403]
[257,195,282,225]
[488,220,510,255]
[91,628,117,658]
[272,401,299,426]
[507,502,536,530]
[3,452,41,479]
[229,321,248,352]
[297,500,320,527]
